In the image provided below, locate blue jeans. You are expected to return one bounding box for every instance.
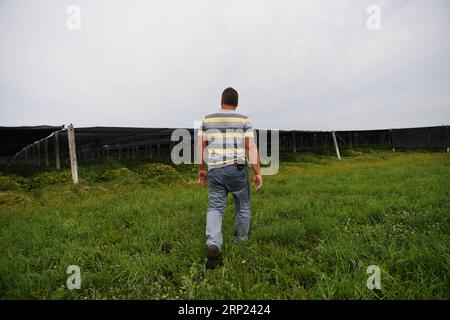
[206,165,250,250]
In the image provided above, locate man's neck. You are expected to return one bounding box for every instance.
[221,104,237,111]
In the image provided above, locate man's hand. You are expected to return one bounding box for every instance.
[252,174,263,192]
[198,169,208,186]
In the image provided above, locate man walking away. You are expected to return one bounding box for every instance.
[198,87,263,269]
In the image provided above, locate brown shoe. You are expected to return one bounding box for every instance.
[206,245,223,269]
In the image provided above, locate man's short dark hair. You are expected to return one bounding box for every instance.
[221,87,238,106]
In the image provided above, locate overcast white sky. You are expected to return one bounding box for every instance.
[0,0,449,130]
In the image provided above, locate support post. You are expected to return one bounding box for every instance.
[292,132,296,153]
[36,141,41,165]
[44,139,49,166]
[389,129,395,152]
[54,131,61,169]
[314,134,318,152]
[67,124,79,184]
[331,131,341,160]
[445,125,449,153]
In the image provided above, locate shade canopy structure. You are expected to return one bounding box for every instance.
[2,125,448,164]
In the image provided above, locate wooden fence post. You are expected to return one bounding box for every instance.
[67,124,79,184]
[331,131,341,160]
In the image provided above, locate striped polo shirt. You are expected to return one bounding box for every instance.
[198,109,254,169]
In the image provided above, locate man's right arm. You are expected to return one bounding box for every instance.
[198,139,208,186]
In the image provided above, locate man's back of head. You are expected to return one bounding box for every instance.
[221,87,239,108]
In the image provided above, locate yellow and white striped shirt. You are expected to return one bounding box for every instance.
[198,109,254,169]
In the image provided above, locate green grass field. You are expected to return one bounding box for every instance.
[0,150,449,299]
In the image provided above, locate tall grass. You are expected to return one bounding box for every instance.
[0,151,448,299]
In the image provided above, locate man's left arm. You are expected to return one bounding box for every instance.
[198,123,208,186]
